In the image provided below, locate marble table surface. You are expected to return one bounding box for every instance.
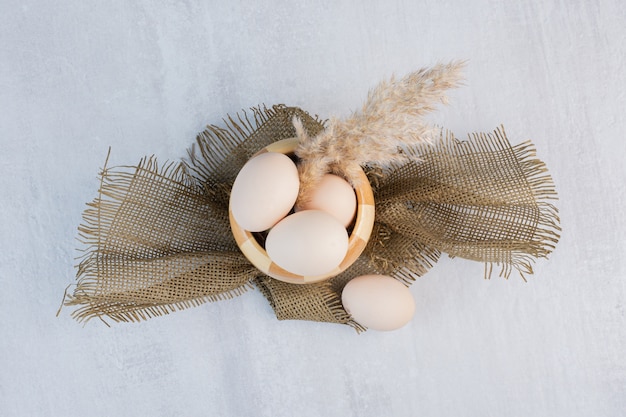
[1,1,624,416]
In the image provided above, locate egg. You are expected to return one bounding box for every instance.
[296,174,357,227]
[230,152,299,232]
[265,210,349,277]
[341,275,415,331]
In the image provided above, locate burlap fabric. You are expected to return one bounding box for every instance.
[63,105,560,329]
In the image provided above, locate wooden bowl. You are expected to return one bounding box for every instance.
[229,138,375,284]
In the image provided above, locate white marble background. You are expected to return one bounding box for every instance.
[1,1,624,416]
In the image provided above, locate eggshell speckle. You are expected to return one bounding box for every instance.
[230,152,299,232]
[265,210,349,277]
[296,174,357,227]
[341,275,415,331]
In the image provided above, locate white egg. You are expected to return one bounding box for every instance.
[265,210,349,277]
[296,173,357,227]
[341,275,415,331]
[230,152,299,232]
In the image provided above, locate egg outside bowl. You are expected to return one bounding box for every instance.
[229,137,375,285]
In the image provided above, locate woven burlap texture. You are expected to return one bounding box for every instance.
[63,105,560,328]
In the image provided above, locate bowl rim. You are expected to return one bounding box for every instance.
[229,137,375,284]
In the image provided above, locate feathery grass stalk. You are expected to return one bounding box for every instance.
[294,61,466,205]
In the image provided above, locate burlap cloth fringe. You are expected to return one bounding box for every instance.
[62,105,560,330]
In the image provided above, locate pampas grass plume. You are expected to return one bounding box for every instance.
[294,61,466,205]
